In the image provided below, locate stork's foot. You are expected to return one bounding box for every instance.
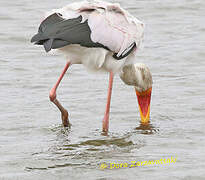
[102,115,109,133]
[61,108,70,127]
[102,117,109,136]
[51,98,71,127]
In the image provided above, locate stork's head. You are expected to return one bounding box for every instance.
[120,63,153,124]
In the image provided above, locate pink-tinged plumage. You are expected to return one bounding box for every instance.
[32,0,152,133]
[45,0,144,73]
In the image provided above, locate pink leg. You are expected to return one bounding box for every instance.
[49,62,71,127]
[102,72,114,132]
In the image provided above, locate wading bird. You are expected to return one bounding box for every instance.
[31,0,153,132]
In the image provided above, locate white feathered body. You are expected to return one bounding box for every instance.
[46,0,144,73]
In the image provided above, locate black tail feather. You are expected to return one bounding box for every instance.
[43,39,54,52]
[31,13,64,44]
[38,13,64,33]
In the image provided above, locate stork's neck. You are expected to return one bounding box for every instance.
[120,63,152,92]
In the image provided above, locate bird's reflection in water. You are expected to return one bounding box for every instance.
[135,122,159,135]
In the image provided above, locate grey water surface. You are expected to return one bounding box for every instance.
[0,0,205,179]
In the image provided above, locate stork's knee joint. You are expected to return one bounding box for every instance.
[49,88,56,102]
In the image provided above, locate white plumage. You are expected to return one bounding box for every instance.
[120,63,153,92]
[45,0,144,73]
[32,0,152,132]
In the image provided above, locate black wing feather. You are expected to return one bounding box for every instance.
[112,42,136,60]
[31,13,109,52]
[31,13,135,60]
